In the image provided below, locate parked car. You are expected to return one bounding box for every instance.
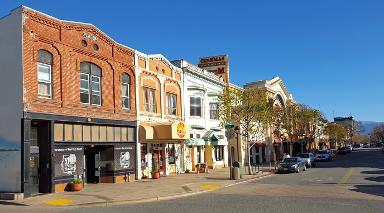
[297,153,316,168]
[346,145,352,152]
[382,146,384,152]
[315,150,333,161]
[337,147,349,155]
[277,157,306,173]
[363,143,369,148]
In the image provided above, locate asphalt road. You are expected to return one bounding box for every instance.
[2,148,384,213]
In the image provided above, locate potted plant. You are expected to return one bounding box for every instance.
[70,178,83,191]
[151,154,161,179]
[151,168,160,179]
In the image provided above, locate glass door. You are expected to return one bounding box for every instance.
[27,127,39,195]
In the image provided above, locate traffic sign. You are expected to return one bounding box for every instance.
[225,122,234,129]
[225,129,236,140]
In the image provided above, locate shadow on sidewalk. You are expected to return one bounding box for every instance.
[0,201,29,206]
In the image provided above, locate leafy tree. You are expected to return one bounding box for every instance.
[324,123,347,148]
[218,87,272,174]
[371,125,384,143]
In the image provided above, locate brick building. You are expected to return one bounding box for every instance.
[0,6,138,197]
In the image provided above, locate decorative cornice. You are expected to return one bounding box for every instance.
[22,7,134,57]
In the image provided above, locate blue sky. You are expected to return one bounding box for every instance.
[2,0,384,122]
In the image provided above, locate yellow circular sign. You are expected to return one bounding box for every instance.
[177,122,186,138]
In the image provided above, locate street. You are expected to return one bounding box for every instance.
[2,149,383,213]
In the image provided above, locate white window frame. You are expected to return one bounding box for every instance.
[122,77,130,109]
[190,96,203,117]
[143,87,156,113]
[37,62,52,98]
[166,93,177,115]
[80,73,90,104]
[209,102,218,120]
[80,73,101,106]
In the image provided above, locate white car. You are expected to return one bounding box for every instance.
[315,150,333,161]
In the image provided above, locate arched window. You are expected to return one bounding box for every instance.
[37,50,53,98]
[121,73,130,109]
[80,62,102,105]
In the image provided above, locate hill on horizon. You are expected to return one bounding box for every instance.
[359,121,384,135]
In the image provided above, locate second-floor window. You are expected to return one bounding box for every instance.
[37,50,53,98]
[143,87,156,113]
[80,62,101,105]
[209,103,218,119]
[166,93,177,115]
[121,73,130,109]
[190,97,202,117]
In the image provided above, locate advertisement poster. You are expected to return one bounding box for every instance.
[53,145,84,178]
[114,144,136,172]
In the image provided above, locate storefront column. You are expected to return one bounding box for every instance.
[289,143,293,156]
[136,125,141,180]
[165,144,170,176]
[223,145,228,168]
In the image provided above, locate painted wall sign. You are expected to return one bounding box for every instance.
[53,146,84,178]
[114,144,136,171]
[61,154,77,175]
[199,56,225,64]
[83,33,98,41]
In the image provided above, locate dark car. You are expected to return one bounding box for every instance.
[278,157,306,173]
[337,147,349,155]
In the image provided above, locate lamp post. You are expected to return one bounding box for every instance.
[234,126,240,162]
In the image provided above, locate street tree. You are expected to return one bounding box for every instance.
[324,123,347,148]
[371,125,384,143]
[218,87,272,175]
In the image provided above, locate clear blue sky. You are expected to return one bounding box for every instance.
[2,0,384,122]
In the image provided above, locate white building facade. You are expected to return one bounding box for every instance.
[244,77,294,164]
[173,60,228,172]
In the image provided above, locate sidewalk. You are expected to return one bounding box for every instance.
[16,168,273,208]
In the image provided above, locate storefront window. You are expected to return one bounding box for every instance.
[141,143,148,168]
[168,144,176,164]
[214,145,224,161]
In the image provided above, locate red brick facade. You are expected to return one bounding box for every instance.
[22,8,136,122]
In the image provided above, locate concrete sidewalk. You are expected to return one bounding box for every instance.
[16,168,273,208]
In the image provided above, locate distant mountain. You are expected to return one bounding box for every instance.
[359,121,384,135]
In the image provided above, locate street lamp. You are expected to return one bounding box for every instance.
[234,126,240,162]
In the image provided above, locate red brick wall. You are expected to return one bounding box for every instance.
[22,9,136,122]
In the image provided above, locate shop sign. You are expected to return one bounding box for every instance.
[199,56,226,64]
[83,33,98,41]
[54,146,84,178]
[177,122,186,138]
[114,145,136,171]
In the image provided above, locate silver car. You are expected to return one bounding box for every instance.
[298,153,316,168]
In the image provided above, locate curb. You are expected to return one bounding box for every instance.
[57,172,274,208]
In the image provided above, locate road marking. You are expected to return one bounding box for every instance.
[338,168,354,184]
[200,184,222,190]
[45,198,75,206]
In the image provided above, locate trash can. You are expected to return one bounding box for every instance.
[231,161,240,180]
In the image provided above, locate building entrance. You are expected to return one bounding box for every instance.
[25,120,52,195]
[84,146,101,184]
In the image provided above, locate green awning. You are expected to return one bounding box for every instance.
[202,130,219,141]
[185,138,209,146]
[211,139,228,146]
